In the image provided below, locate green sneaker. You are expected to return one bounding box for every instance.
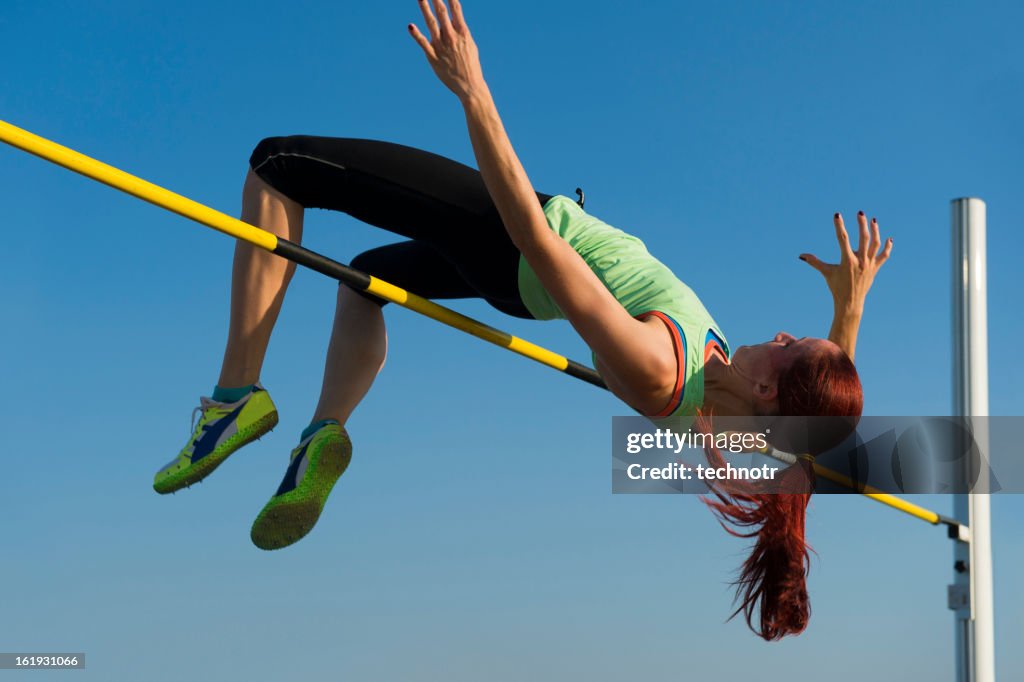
[154,384,278,494]
[250,423,352,551]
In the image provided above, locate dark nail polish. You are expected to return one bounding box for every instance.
[799,255,807,261]
[834,212,840,219]
[858,210,864,217]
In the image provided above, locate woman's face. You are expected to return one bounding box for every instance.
[730,332,834,387]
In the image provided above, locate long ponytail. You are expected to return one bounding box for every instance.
[701,345,862,640]
[701,458,814,640]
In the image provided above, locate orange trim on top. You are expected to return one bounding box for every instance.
[638,311,685,417]
[705,339,726,364]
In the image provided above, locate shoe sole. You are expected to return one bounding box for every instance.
[250,430,352,551]
[153,411,279,495]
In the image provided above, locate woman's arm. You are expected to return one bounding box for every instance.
[409,0,676,408]
[800,211,893,361]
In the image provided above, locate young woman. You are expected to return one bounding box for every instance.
[153,0,892,640]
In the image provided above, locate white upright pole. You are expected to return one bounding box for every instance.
[951,197,996,682]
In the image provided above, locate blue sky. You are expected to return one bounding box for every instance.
[1,1,1021,679]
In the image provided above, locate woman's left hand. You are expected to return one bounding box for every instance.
[409,0,487,102]
[800,211,893,313]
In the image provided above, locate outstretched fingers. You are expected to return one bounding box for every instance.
[856,212,870,259]
[876,234,894,266]
[799,252,833,277]
[408,23,436,59]
[833,213,855,263]
[417,0,441,41]
[869,216,894,266]
[449,0,468,33]
[868,216,881,258]
[432,0,455,39]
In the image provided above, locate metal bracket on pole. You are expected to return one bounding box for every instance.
[947,521,972,544]
[948,583,971,612]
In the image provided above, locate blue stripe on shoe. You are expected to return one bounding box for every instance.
[190,400,248,463]
[275,441,311,497]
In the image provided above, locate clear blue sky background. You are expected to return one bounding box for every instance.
[1,1,1021,680]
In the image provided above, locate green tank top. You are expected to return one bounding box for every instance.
[517,195,730,417]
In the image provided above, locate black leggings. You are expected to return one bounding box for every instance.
[249,136,552,319]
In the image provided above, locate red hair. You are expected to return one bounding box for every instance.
[702,346,863,641]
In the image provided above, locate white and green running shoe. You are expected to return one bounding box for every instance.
[154,384,279,495]
[250,423,352,551]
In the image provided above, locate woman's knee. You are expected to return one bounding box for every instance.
[340,281,388,308]
[243,159,305,224]
[248,136,291,174]
[246,136,317,209]
[346,251,392,306]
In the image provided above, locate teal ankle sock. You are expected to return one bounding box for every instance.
[301,419,339,441]
[212,384,254,403]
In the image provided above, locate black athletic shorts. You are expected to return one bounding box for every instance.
[249,136,553,319]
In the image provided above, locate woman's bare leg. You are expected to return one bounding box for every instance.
[310,286,388,426]
[219,167,385,425]
[218,170,304,388]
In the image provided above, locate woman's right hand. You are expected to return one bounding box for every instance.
[408,0,488,103]
[800,211,893,313]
